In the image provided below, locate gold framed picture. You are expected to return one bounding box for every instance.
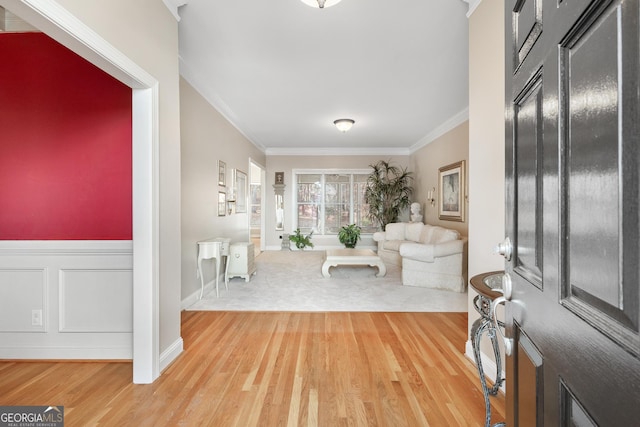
[438,160,465,222]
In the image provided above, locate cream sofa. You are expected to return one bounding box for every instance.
[372,222,466,292]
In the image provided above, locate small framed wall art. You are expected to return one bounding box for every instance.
[275,171,284,185]
[218,160,226,187]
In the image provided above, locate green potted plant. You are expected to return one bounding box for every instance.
[289,228,314,250]
[364,160,413,231]
[338,223,361,248]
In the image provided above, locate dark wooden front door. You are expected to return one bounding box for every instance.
[504,0,640,424]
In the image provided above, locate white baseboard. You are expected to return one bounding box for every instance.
[181,274,226,309]
[160,337,183,372]
[465,339,506,393]
[181,281,212,309]
[0,344,131,360]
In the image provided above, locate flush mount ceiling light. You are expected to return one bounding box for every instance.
[300,0,343,9]
[334,118,355,132]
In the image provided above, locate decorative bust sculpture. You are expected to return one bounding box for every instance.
[410,202,423,223]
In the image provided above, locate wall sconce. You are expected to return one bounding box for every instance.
[427,187,436,207]
[227,186,236,214]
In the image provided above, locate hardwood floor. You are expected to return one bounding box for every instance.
[0,312,505,426]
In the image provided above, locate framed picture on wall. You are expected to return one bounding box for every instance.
[218,160,226,187]
[275,171,284,185]
[235,169,247,213]
[218,191,226,216]
[438,160,465,222]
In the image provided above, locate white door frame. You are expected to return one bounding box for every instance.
[2,0,160,383]
[249,158,266,251]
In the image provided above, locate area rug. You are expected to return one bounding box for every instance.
[186,250,468,312]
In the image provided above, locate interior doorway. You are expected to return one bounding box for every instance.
[1,1,160,383]
[249,159,265,257]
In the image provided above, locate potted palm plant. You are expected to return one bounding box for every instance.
[364,160,413,231]
[338,223,361,248]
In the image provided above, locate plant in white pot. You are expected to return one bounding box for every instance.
[338,223,361,248]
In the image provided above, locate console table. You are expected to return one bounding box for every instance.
[469,271,506,427]
[197,238,231,298]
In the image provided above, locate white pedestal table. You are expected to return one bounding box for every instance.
[321,249,386,278]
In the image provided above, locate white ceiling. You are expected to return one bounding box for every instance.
[177,0,470,155]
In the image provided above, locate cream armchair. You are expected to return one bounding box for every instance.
[373,222,466,292]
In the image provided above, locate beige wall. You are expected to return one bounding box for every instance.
[468,0,506,353]
[180,78,266,301]
[265,155,410,249]
[46,0,183,362]
[410,121,469,237]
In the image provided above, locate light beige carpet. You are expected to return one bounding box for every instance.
[187,250,468,312]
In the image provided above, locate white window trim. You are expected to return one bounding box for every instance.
[292,168,371,235]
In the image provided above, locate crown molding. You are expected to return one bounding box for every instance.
[409,107,469,154]
[179,59,266,153]
[465,0,482,18]
[265,146,410,157]
[162,0,187,21]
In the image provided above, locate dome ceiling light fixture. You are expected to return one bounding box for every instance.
[300,0,343,9]
[334,118,355,132]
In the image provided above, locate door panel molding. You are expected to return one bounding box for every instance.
[558,0,639,357]
[513,68,544,288]
[514,325,544,425]
[511,0,543,73]
[560,379,597,427]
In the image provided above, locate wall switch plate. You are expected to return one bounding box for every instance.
[32,309,42,326]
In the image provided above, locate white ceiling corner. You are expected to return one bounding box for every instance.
[465,0,482,17]
[0,7,38,32]
[162,0,187,21]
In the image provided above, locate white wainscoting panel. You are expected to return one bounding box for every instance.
[0,241,133,359]
[59,269,133,332]
[0,268,47,332]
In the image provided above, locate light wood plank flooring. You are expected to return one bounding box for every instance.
[0,312,505,426]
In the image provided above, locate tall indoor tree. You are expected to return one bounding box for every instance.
[364,160,413,231]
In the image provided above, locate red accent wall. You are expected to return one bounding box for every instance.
[0,33,132,240]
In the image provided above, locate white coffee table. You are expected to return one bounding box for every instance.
[322,249,387,278]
